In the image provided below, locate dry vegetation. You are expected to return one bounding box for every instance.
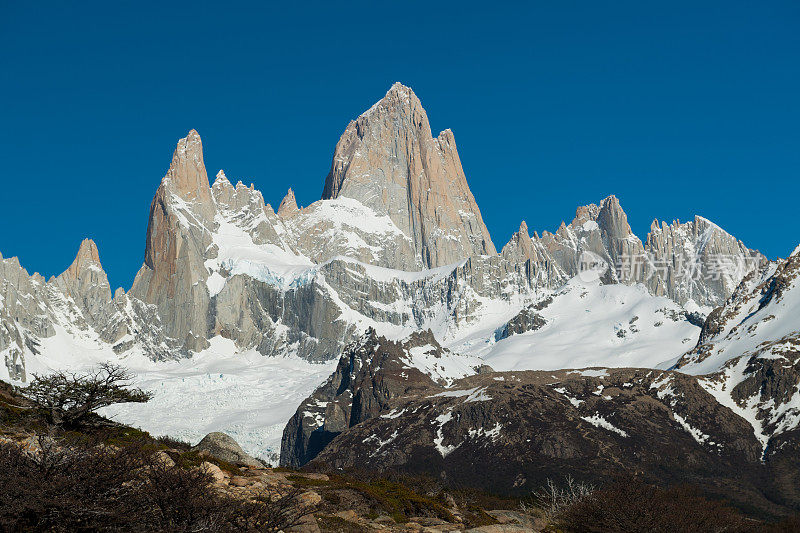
[3,369,800,532]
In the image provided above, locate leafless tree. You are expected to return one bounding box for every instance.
[21,363,152,427]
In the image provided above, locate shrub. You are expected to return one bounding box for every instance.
[557,478,755,533]
[523,475,595,521]
[0,435,316,532]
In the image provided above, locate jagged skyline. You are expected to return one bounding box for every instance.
[2,2,798,290]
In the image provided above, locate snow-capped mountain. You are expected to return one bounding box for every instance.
[675,246,800,456]
[0,82,782,461]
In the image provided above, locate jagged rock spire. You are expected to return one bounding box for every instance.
[644,214,764,305]
[163,130,212,205]
[278,188,299,218]
[53,238,112,320]
[66,238,102,274]
[596,195,635,240]
[130,130,217,354]
[321,82,495,269]
[502,221,536,261]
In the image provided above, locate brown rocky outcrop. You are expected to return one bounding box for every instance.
[280,328,449,467]
[309,366,798,517]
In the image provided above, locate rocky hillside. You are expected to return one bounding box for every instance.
[281,328,485,468]
[304,363,800,518]
[674,246,800,457]
[0,380,546,532]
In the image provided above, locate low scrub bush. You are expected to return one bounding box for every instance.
[0,435,315,532]
[556,478,755,533]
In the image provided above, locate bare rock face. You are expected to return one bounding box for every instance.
[210,171,286,247]
[500,221,569,288]
[644,216,766,307]
[322,82,495,269]
[162,129,215,217]
[280,328,482,467]
[0,256,54,365]
[277,188,299,218]
[129,130,217,354]
[52,239,112,323]
[535,195,654,287]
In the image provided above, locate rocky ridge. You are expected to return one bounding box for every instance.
[674,246,800,456]
[303,360,800,518]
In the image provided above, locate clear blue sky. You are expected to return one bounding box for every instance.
[1,1,798,291]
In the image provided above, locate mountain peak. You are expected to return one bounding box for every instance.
[164,130,212,207]
[277,188,299,218]
[214,169,230,185]
[74,238,101,266]
[388,81,412,96]
[650,219,661,232]
[321,84,495,268]
[53,238,111,310]
[597,195,635,239]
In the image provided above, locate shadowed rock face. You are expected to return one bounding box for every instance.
[280,329,480,467]
[322,82,496,269]
[308,366,799,518]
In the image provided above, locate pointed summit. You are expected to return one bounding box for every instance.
[54,238,112,316]
[164,130,213,208]
[597,195,635,240]
[321,83,495,268]
[278,188,299,218]
[214,169,230,185]
[502,221,535,261]
[56,238,105,286]
[72,238,101,268]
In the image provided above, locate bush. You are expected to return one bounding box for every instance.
[0,435,316,532]
[557,478,755,533]
[154,434,192,450]
[523,475,595,521]
[20,363,152,428]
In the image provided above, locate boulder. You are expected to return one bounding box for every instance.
[200,461,226,484]
[192,432,263,467]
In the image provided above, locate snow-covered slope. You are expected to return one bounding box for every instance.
[462,278,700,371]
[673,247,800,455]
[100,338,336,464]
